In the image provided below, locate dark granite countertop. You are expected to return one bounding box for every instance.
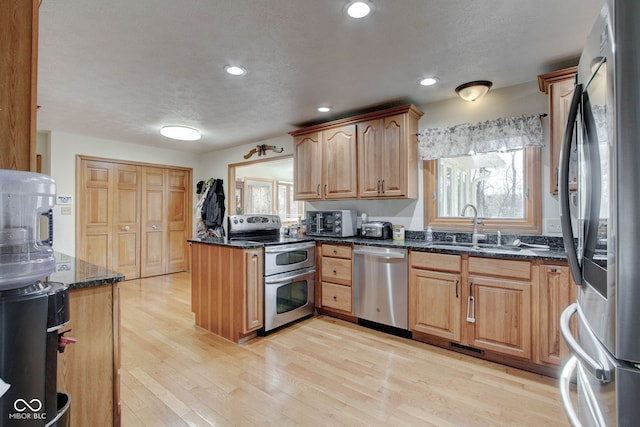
[188,236,315,248]
[47,252,125,290]
[313,236,568,261]
[189,234,568,262]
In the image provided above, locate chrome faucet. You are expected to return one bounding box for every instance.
[460,204,486,247]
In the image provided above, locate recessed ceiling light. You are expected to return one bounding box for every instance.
[317,106,331,113]
[346,1,372,18]
[160,126,201,141]
[224,65,247,76]
[419,77,438,86]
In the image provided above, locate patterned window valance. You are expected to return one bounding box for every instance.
[418,114,544,160]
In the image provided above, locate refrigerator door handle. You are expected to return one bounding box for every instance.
[559,84,584,286]
[560,303,612,383]
[559,356,581,427]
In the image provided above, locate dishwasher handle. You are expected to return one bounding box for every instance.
[353,247,406,259]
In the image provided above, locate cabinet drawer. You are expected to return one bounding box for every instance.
[468,257,531,280]
[321,244,352,259]
[322,282,352,312]
[321,257,352,286]
[410,251,461,272]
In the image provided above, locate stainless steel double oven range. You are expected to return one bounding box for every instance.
[228,214,315,332]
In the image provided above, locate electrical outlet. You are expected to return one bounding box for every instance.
[547,218,562,234]
[61,206,72,216]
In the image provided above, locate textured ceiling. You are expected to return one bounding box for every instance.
[37,0,603,153]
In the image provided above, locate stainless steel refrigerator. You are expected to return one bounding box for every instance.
[558,1,640,426]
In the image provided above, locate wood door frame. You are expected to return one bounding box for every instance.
[227,154,293,216]
[76,155,193,273]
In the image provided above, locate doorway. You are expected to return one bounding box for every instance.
[228,155,304,226]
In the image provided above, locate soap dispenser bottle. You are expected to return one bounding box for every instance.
[425,225,433,244]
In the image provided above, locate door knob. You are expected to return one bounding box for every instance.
[122,225,130,231]
[151,224,159,230]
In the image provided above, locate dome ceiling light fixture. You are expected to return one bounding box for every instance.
[160,126,201,141]
[346,1,373,19]
[455,80,493,102]
[317,106,331,112]
[224,65,247,76]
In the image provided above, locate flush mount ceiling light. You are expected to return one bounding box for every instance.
[317,106,331,113]
[160,126,201,141]
[224,65,247,76]
[455,80,493,102]
[419,77,438,86]
[346,1,373,18]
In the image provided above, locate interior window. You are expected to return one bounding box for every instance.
[424,147,541,233]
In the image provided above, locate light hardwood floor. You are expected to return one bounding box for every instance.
[120,272,570,426]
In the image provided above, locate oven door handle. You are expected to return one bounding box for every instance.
[264,269,315,285]
[265,241,316,253]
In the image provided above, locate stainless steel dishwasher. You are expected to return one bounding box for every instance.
[353,245,408,330]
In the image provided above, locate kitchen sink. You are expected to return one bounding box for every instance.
[430,241,530,252]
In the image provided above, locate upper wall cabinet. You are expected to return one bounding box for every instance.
[538,67,578,195]
[291,104,423,201]
[293,125,358,200]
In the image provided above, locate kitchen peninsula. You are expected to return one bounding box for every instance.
[48,252,124,427]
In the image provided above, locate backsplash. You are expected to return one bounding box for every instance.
[405,230,565,250]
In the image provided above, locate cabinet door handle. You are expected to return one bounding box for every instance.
[381,179,385,194]
[151,224,159,230]
[122,225,130,231]
[316,184,320,196]
[376,179,381,194]
[324,184,327,196]
[455,280,459,298]
[332,295,337,300]
[332,269,337,274]
[332,249,337,254]
[551,267,558,273]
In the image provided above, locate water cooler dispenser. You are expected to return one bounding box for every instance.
[0,170,72,426]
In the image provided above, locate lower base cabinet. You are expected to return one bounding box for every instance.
[409,251,576,376]
[409,253,462,341]
[318,243,355,319]
[536,263,576,366]
[57,283,121,426]
[190,243,263,343]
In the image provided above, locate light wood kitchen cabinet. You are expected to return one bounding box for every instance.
[536,263,576,366]
[293,132,323,200]
[293,125,357,200]
[77,157,191,280]
[0,0,39,171]
[319,243,353,314]
[538,67,578,194]
[58,283,121,427]
[291,104,423,201]
[244,248,264,332]
[409,252,462,341]
[357,110,421,198]
[190,243,264,342]
[467,257,532,360]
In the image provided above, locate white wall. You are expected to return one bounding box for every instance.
[196,134,294,182]
[47,131,201,256]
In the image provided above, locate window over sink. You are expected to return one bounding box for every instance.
[419,113,544,234]
[424,147,541,233]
